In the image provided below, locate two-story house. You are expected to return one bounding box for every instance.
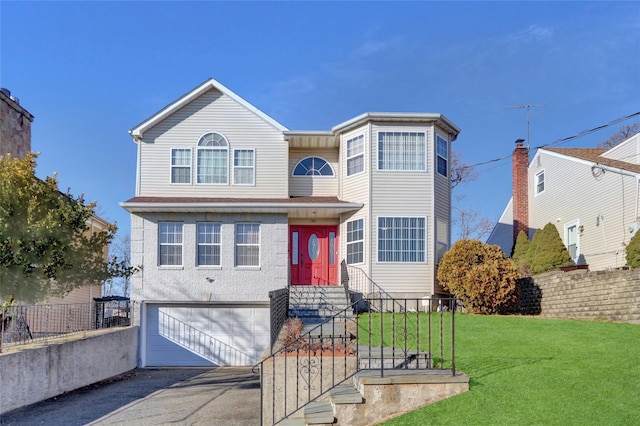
[121,78,460,367]
[488,133,640,271]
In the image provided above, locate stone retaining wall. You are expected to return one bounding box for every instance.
[515,268,640,323]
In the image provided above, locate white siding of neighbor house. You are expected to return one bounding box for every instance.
[129,212,288,326]
[288,148,339,197]
[600,133,640,164]
[368,123,437,296]
[486,198,515,256]
[137,89,288,198]
[529,150,638,270]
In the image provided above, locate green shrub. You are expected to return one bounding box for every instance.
[511,230,531,276]
[626,230,640,268]
[527,223,573,275]
[437,239,520,314]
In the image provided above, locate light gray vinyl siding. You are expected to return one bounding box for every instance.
[340,126,371,275]
[369,124,436,295]
[137,89,288,198]
[600,133,640,164]
[288,149,339,197]
[530,150,638,270]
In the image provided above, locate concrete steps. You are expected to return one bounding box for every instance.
[278,371,469,425]
[289,286,354,326]
[279,385,364,425]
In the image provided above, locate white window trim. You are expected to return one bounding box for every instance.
[196,131,229,186]
[346,134,365,177]
[232,148,256,186]
[235,223,261,268]
[158,222,184,268]
[376,216,427,263]
[292,156,336,177]
[196,222,222,267]
[535,170,545,196]
[346,218,365,265]
[436,135,448,178]
[170,148,192,185]
[377,131,427,172]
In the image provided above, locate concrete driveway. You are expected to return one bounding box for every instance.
[0,367,261,426]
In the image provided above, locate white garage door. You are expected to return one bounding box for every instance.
[145,304,270,367]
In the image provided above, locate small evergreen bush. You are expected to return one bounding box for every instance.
[437,239,520,314]
[512,230,532,276]
[626,230,640,268]
[527,223,573,275]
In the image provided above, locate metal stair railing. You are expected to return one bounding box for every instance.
[258,295,458,425]
[341,260,409,314]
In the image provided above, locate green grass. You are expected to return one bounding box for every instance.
[361,314,640,425]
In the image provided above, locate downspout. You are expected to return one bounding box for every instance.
[368,124,373,280]
[133,134,142,196]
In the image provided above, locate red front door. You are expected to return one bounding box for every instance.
[290,226,338,285]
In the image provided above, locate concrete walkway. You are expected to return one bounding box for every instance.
[0,367,260,426]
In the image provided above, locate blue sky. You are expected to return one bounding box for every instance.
[1,1,639,241]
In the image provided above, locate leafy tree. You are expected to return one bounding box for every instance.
[437,239,520,314]
[625,230,640,268]
[527,223,573,275]
[0,153,138,303]
[511,230,532,276]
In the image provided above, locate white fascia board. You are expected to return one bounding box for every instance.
[331,112,461,140]
[537,148,595,167]
[129,78,289,139]
[119,200,364,214]
[538,148,639,178]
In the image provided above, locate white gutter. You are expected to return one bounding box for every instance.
[119,200,364,214]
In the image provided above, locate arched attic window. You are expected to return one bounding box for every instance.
[292,157,335,176]
[197,132,229,184]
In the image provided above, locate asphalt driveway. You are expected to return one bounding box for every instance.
[0,367,261,426]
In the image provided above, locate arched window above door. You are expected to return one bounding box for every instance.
[292,156,334,176]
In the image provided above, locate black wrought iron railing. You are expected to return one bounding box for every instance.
[0,300,131,350]
[342,261,412,313]
[258,296,457,425]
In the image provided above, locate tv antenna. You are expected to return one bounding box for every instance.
[506,104,546,148]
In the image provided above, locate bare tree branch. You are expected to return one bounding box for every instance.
[597,122,640,149]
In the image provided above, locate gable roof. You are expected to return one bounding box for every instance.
[544,147,640,175]
[129,78,289,139]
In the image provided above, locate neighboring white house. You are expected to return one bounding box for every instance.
[488,132,640,271]
[121,78,461,367]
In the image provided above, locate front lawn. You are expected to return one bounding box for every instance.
[375,314,640,425]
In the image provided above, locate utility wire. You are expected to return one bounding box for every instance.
[457,111,640,172]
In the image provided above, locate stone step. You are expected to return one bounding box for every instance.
[329,385,363,404]
[289,308,353,317]
[303,401,335,424]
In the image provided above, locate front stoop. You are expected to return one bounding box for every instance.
[278,371,469,425]
[337,370,470,426]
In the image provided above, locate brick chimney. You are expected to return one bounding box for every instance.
[512,139,529,244]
